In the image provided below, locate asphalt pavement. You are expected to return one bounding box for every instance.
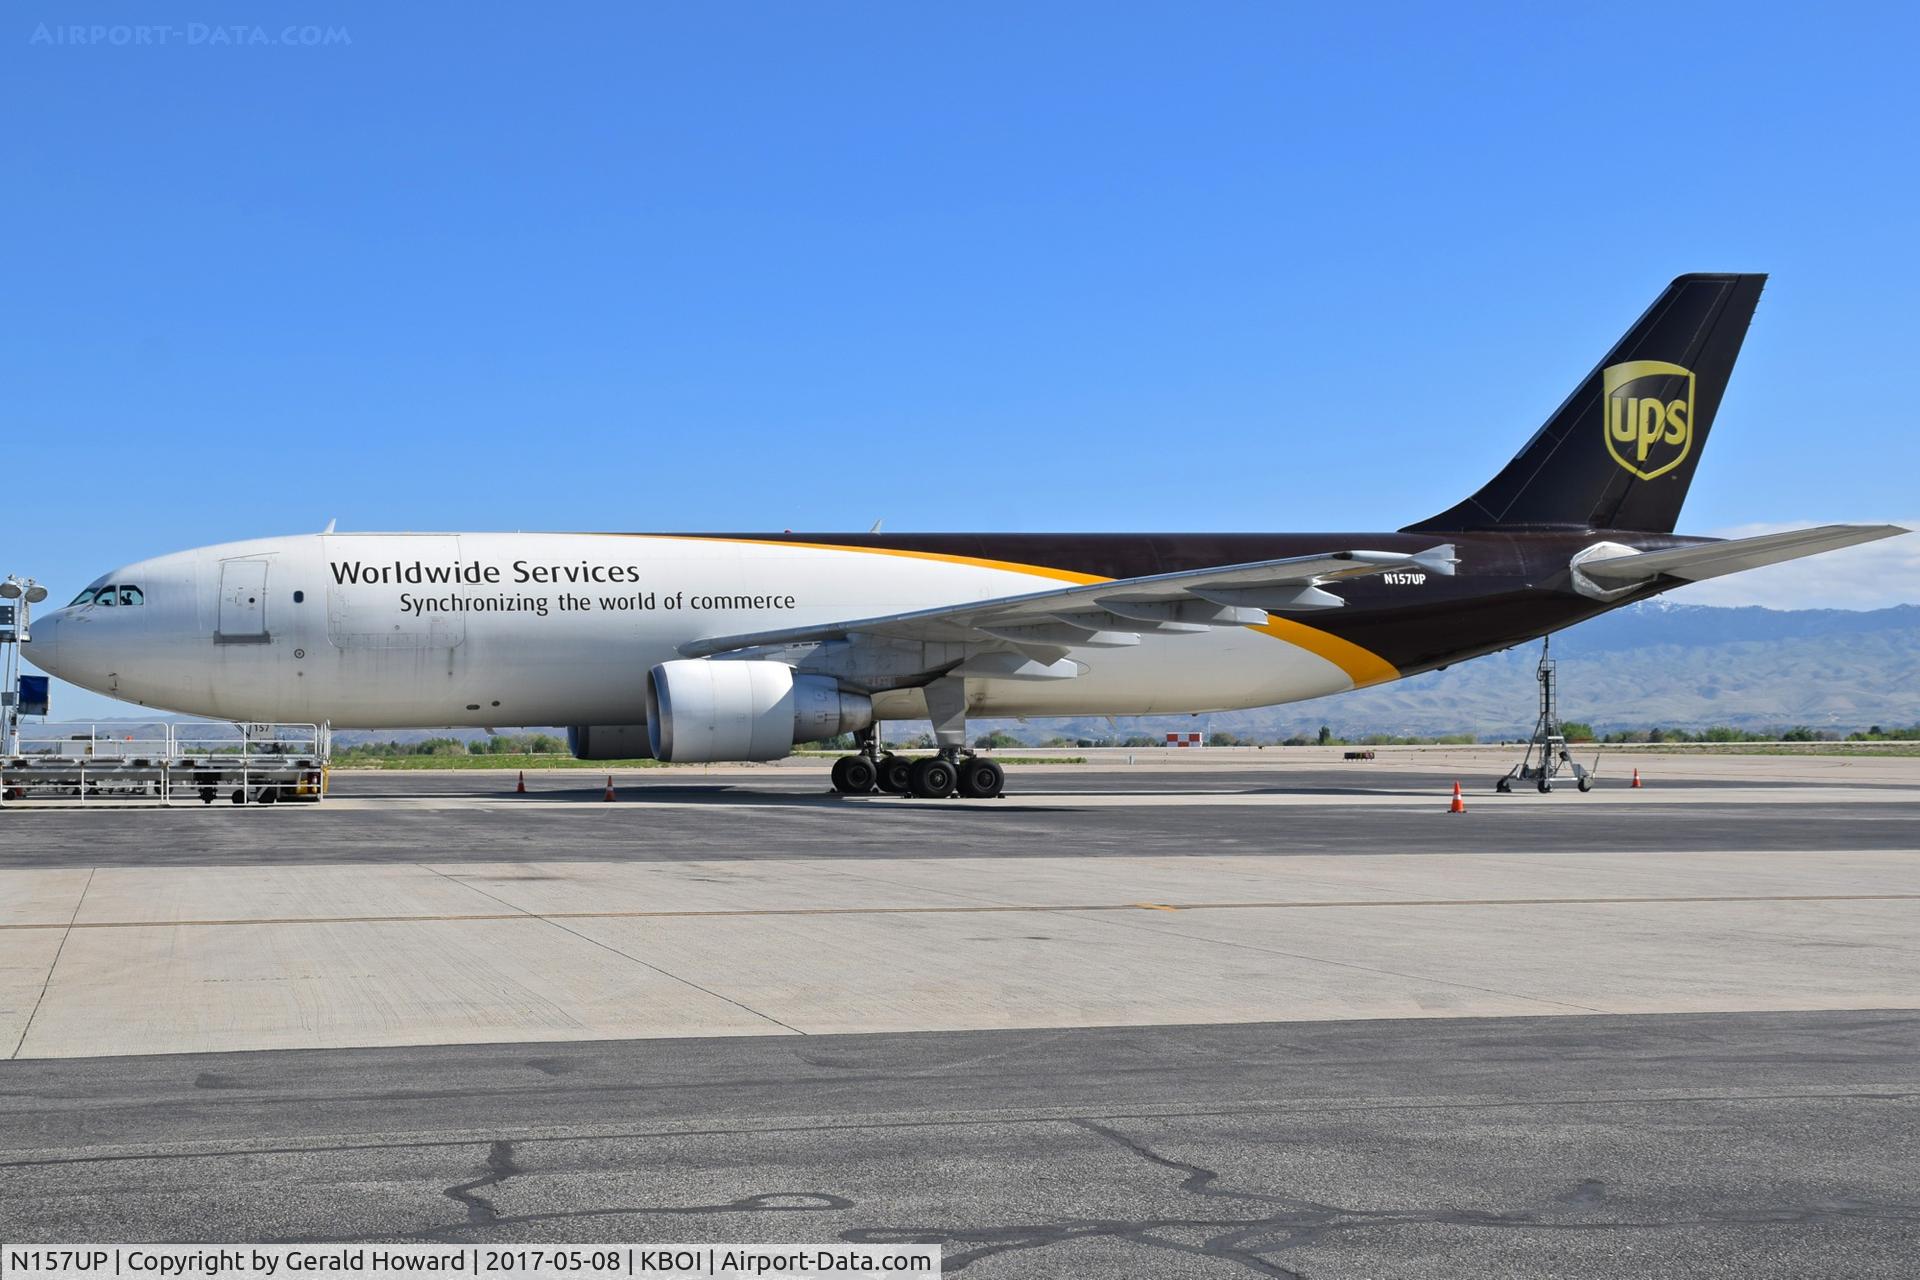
[3,758,1916,1274]
[3,766,1916,868]
[2,1012,1916,1276]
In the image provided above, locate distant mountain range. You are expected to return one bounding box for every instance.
[73,602,1920,745]
[1140,601,1920,740]
[978,601,1920,741]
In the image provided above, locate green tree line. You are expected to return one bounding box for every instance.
[337,733,567,760]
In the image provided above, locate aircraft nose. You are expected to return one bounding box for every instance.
[23,612,61,677]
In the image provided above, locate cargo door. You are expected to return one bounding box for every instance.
[216,560,270,644]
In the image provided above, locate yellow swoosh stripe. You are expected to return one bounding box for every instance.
[615,534,1401,688]
[664,535,1108,585]
[1251,617,1400,688]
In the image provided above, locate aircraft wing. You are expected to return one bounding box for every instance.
[1577,524,1908,587]
[680,543,1459,660]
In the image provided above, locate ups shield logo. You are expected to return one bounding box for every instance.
[1604,360,1695,481]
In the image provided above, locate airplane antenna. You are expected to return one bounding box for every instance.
[321,518,337,534]
[869,519,884,533]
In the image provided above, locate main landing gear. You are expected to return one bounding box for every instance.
[829,729,1006,800]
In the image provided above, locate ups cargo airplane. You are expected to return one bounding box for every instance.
[22,274,1907,798]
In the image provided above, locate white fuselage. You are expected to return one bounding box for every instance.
[26,532,1374,728]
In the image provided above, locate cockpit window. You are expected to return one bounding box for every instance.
[67,582,142,608]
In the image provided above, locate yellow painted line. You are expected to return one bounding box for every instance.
[2,892,1914,931]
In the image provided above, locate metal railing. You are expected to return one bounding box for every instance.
[1,721,330,807]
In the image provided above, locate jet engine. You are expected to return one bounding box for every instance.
[646,659,873,762]
[566,724,655,761]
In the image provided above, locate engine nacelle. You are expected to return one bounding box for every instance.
[646,659,873,762]
[566,724,656,761]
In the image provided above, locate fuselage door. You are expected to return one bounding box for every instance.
[217,559,271,644]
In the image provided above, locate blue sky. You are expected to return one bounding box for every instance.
[5,2,1916,718]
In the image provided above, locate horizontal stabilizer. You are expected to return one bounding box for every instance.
[1577,524,1908,587]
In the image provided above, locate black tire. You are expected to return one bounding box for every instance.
[1577,775,1593,793]
[1537,777,1552,794]
[875,755,912,794]
[908,756,957,799]
[231,788,247,805]
[833,756,877,793]
[957,758,1005,799]
[1495,777,1512,793]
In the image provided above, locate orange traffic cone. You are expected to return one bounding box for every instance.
[604,774,616,802]
[1631,768,1642,789]
[1449,781,1466,813]
[516,771,527,794]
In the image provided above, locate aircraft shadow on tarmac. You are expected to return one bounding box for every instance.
[350,781,1483,808]
[512,785,1090,811]
[340,780,1428,810]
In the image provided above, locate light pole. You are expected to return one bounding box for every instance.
[0,575,48,758]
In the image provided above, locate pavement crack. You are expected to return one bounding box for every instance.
[1082,1118,1359,1214]
[846,1116,1920,1273]
[443,1140,521,1226]
[9,868,95,1060]
[407,1190,851,1242]
[415,863,805,1034]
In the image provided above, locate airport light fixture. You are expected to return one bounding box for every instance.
[0,574,46,639]
[0,575,47,604]
[1,574,45,760]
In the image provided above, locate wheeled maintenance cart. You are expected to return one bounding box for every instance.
[1497,637,1595,794]
[1,721,329,807]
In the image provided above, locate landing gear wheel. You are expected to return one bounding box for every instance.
[1577,775,1592,793]
[875,754,912,795]
[957,757,1005,799]
[1495,776,1512,794]
[1537,777,1553,794]
[908,756,957,799]
[832,755,878,794]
